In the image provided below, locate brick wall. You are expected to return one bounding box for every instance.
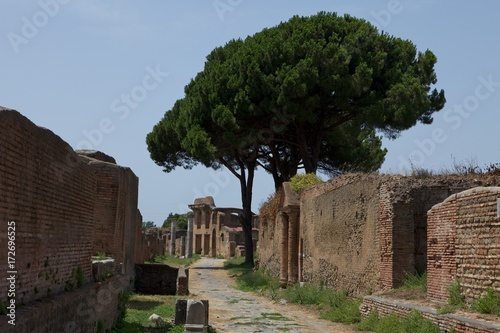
[79,154,140,276]
[361,296,500,333]
[0,108,96,306]
[0,275,130,333]
[0,108,145,331]
[428,187,500,302]
[300,174,382,295]
[258,173,492,294]
[135,264,179,295]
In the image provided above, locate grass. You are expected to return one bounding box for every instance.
[436,279,466,315]
[383,271,427,301]
[224,257,363,325]
[222,263,459,332]
[93,251,111,261]
[472,288,500,315]
[401,271,426,292]
[356,310,440,333]
[146,254,201,268]
[108,294,184,333]
[224,257,279,294]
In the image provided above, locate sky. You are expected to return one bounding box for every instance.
[1,1,500,226]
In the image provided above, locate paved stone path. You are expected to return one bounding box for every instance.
[189,258,358,333]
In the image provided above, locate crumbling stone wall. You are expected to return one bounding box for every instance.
[428,187,500,302]
[258,191,283,276]
[0,108,96,306]
[258,173,490,294]
[300,174,382,294]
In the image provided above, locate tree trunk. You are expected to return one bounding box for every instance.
[238,159,255,267]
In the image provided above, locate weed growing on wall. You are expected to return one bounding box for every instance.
[357,311,440,333]
[437,279,467,314]
[447,279,466,307]
[290,173,323,192]
[472,288,500,315]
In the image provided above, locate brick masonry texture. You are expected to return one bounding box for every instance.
[361,296,500,333]
[428,187,500,303]
[0,275,130,333]
[258,173,500,295]
[0,108,163,332]
[0,108,96,306]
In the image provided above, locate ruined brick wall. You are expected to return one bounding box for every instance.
[428,187,500,302]
[300,174,382,295]
[381,180,454,289]
[258,172,488,294]
[257,191,283,276]
[0,108,96,306]
[79,154,139,276]
[361,296,500,333]
[143,232,164,261]
[0,275,130,333]
[134,264,178,295]
[135,210,145,264]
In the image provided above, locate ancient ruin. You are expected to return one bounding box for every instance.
[168,197,260,258]
[0,107,164,332]
[2,105,500,332]
[259,172,500,332]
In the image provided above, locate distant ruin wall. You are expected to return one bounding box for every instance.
[428,187,500,302]
[0,108,96,306]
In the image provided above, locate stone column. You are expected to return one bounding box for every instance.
[280,212,289,288]
[187,216,194,258]
[298,237,304,283]
[201,208,207,229]
[287,208,300,286]
[180,236,186,257]
[170,219,176,256]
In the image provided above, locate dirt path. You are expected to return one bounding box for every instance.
[188,258,358,333]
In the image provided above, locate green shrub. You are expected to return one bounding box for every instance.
[447,279,466,306]
[290,173,323,191]
[282,283,326,305]
[401,271,427,292]
[320,298,362,324]
[472,288,500,315]
[356,311,440,333]
[76,267,85,288]
[399,311,440,333]
[355,309,379,331]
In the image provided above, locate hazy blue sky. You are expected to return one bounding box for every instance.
[2,1,499,225]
